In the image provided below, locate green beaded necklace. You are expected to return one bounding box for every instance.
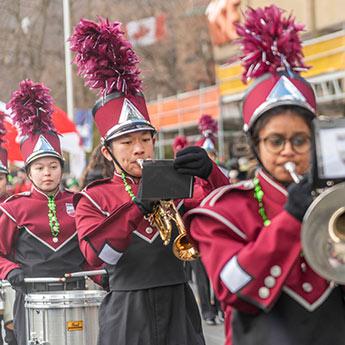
[121,172,138,203]
[48,195,60,242]
[253,177,271,227]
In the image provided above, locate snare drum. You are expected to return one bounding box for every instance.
[0,281,15,324]
[25,290,106,345]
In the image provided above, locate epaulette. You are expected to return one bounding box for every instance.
[200,179,254,207]
[73,178,113,213]
[84,177,112,191]
[4,191,32,203]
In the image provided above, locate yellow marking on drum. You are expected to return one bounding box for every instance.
[67,320,84,331]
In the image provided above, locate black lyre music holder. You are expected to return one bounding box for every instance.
[140,160,194,201]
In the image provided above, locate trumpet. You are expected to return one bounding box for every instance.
[137,159,199,261]
[284,162,345,283]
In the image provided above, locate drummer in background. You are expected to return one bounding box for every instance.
[0,80,90,345]
[0,112,16,345]
[185,5,345,345]
[195,114,229,177]
[70,17,229,345]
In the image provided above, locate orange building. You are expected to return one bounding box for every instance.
[149,0,345,161]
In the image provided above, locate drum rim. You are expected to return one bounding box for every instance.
[25,289,106,304]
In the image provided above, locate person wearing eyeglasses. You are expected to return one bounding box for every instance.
[184,6,345,345]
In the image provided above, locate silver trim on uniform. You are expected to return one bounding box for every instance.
[220,256,252,293]
[0,206,16,223]
[23,226,78,252]
[283,283,334,311]
[259,169,288,197]
[80,191,110,216]
[200,187,224,207]
[210,180,254,207]
[133,230,160,244]
[98,243,123,265]
[114,171,135,185]
[186,208,247,240]
[176,200,184,211]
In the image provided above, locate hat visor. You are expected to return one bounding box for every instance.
[25,150,65,166]
[105,121,156,142]
[247,99,315,132]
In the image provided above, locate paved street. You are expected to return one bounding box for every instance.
[203,320,225,345]
[189,281,225,345]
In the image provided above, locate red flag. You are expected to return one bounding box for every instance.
[126,15,166,47]
[3,105,82,162]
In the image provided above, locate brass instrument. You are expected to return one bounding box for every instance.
[137,159,199,261]
[284,162,345,283]
[145,201,199,261]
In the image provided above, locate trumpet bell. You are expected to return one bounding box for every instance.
[302,182,345,284]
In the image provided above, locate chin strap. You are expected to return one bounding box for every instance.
[104,143,139,180]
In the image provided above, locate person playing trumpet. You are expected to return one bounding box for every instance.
[70,17,229,345]
[184,5,345,345]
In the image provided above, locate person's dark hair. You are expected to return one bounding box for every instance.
[251,105,314,147]
[79,144,114,189]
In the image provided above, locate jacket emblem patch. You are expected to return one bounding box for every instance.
[65,203,75,217]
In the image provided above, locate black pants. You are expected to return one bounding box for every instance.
[190,258,221,320]
[98,283,205,345]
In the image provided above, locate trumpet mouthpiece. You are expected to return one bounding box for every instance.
[284,161,296,173]
[136,159,144,168]
[284,161,301,183]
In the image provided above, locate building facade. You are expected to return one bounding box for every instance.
[150,0,345,162]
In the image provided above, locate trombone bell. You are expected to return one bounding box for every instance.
[302,182,345,284]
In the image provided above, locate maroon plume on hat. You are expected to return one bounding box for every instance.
[7,79,63,166]
[172,135,189,155]
[70,17,156,142]
[236,5,316,132]
[195,114,218,152]
[0,111,9,174]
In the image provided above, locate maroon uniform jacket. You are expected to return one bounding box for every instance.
[0,193,10,204]
[74,163,228,290]
[185,168,345,345]
[74,164,228,345]
[0,188,85,280]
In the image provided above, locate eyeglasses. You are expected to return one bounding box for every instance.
[260,133,311,154]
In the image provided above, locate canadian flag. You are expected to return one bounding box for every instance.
[126,15,166,47]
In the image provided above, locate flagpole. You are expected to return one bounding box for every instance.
[63,0,74,121]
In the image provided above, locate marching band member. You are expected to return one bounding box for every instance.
[0,113,10,203]
[0,80,88,345]
[172,135,189,156]
[195,114,219,164]
[0,112,16,345]
[185,5,345,345]
[70,17,228,345]
[196,114,229,177]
